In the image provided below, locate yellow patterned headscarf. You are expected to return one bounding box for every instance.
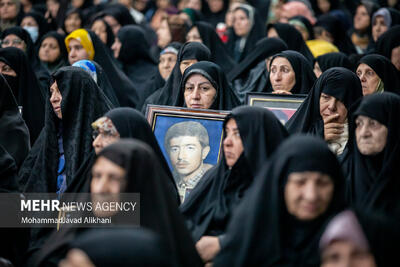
[65,29,95,60]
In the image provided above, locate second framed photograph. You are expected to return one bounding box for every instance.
[146,105,229,203]
[246,92,307,124]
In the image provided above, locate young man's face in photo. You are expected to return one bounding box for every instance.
[168,135,209,177]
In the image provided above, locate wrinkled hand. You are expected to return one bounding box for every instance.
[196,236,221,263]
[272,90,292,95]
[324,114,344,141]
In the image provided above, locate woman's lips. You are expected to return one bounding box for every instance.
[190,104,203,109]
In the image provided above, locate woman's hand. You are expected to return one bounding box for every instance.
[196,236,221,263]
[272,90,292,95]
[323,113,344,141]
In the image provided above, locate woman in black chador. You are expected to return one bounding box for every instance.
[268,50,316,95]
[0,26,51,89]
[226,3,265,62]
[267,23,314,64]
[228,37,288,102]
[356,54,400,95]
[142,42,211,111]
[34,139,202,267]
[18,67,113,194]
[187,21,235,73]
[181,106,288,264]
[314,52,353,78]
[66,107,180,204]
[286,67,363,155]
[175,61,240,110]
[0,73,29,178]
[340,92,400,217]
[113,25,158,107]
[214,135,346,267]
[0,47,45,144]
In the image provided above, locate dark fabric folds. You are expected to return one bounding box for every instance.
[315,52,354,72]
[193,21,235,73]
[88,30,140,109]
[228,37,288,82]
[0,73,30,170]
[315,14,357,55]
[375,25,400,61]
[70,228,173,267]
[117,25,158,107]
[267,23,314,63]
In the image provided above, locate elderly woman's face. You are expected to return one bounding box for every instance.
[49,81,62,119]
[157,19,172,48]
[372,16,388,42]
[321,240,377,267]
[233,9,251,37]
[184,73,217,109]
[285,171,334,221]
[269,57,296,93]
[355,115,388,156]
[356,63,380,96]
[320,93,348,124]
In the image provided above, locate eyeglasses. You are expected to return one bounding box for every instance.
[1,39,24,46]
[92,130,117,140]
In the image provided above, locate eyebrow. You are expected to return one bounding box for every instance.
[185,81,212,86]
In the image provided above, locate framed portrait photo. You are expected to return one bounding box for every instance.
[246,92,307,124]
[146,105,229,202]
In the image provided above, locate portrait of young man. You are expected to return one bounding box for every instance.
[164,121,213,202]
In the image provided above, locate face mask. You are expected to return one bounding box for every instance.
[3,74,19,99]
[23,26,39,43]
